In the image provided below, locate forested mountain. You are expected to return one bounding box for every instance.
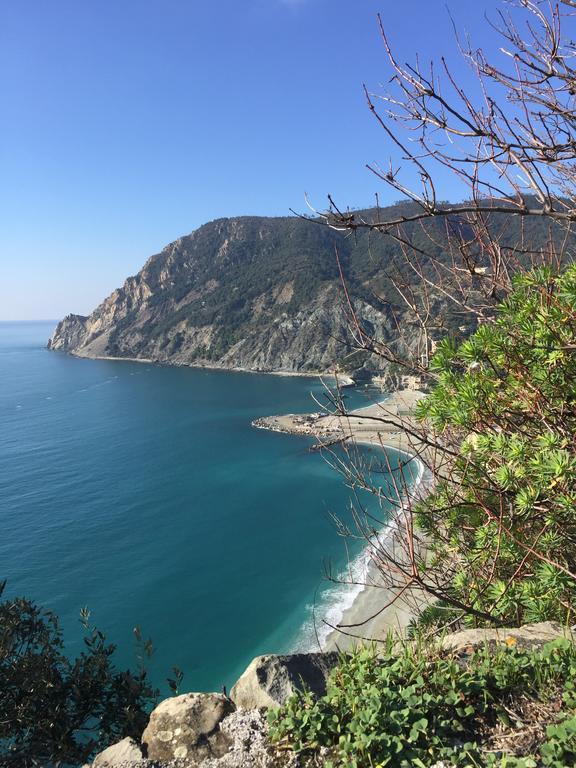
[48,202,568,373]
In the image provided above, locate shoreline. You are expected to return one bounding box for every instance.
[58,349,356,385]
[254,388,432,651]
[321,459,433,652]
[60,342,427,649]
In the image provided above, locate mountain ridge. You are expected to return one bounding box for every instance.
[48,209,401,373]
[49,202,565,374]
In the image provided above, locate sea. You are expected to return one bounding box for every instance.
[0,321,407,695]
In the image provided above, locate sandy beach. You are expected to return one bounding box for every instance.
[254,387,434,651]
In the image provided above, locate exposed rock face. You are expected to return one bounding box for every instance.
[200,709,287,768]
[49,313,88,351]
[47,204,468,373]
[230,652,339,710]
[141,692,235,764]
[92,737,145,766]
[441,621,572,655]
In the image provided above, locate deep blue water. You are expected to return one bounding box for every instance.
[0,321,397,694]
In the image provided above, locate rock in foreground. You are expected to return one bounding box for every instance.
[440,621,573,655]
[90,626,575,766]
[230,652,339,709]
[92,737,145,766]
[141,692,235,763]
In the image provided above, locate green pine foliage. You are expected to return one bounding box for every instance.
[415,265,576,627]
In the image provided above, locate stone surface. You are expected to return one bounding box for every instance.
[46,209,435,375]
[141,692,235,764]
[200,709,281,768]
[230,652,339,710]
[92,737,145,766]
[441,621,573,654]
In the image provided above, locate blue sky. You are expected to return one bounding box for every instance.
[0,0,504,320]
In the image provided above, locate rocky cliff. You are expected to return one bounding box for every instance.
[48,212,398,372]
[49,202,563,373]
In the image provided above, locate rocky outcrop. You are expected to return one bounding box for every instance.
[200,709,283,768]
[47,204,473,374]
[91,711,282,768]
[441,620,573,655]
[230,652,339,710]
[92,737,145,766]
[48,313,88,351]
[141,693,234,763]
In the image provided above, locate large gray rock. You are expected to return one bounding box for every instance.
[441,621,573,654]
[92,737,144,766]
[230,652,339,709]
[141,692,235,764]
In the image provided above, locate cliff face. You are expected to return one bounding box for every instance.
[50,203,560,373]
[48,211,406,372]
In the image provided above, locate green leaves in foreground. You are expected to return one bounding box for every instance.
[0,582,159,767]
[413,265,576,627]
[269,640,576,768]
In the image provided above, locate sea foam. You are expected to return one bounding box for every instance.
[294,449,431,652]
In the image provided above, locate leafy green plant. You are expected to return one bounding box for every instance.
[269,638,576,768]
[0,581,159,766]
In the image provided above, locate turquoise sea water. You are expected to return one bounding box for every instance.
[1,321,401,694]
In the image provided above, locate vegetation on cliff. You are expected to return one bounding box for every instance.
[270,638,576,768]
[0,583,158,766]
[47,203,565,374]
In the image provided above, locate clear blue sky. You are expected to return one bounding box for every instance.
[0,0,504,320]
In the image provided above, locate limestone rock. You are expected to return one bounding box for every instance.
[92,737,144,766]
[441,621,573,655]
[48,313,87,351]
[230,652,339,709]
[141,692,235,764]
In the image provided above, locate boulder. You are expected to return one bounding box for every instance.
[141,692,235,763]
[230,652,339,709]
[441,621,573,655]
[92,737,144,766]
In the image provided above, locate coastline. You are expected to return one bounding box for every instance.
[62,349,355,385]
[60,343,427,650]
[254,388,433,651]
[322,391,433,651]
[321,458,433,652]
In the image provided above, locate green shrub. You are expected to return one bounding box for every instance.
[414,265,576,628]
[0,582,158,766]
[269,638,576,768]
